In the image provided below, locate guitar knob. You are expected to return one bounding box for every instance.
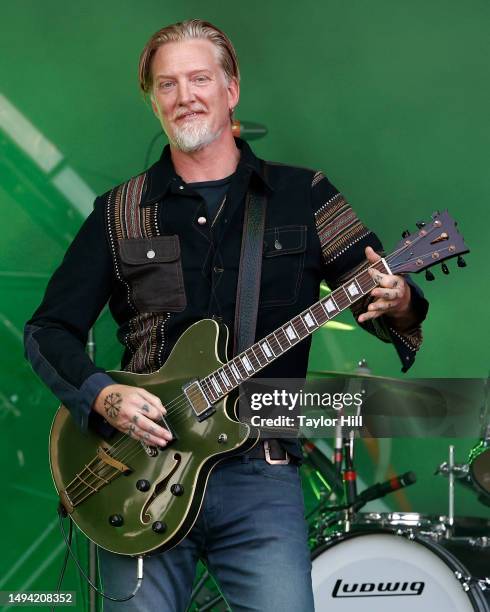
[402,230,410,238]
[108,514,124,527]
[441,263,449,275]
[170,484,184,496]
[416,221,426,229]
[425,269,435,281]
[136,479,151,492]
[457,256,467,268]
[152,521,167,533]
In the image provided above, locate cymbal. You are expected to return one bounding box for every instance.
[307,369,399,382]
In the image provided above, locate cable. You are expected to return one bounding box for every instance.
[51,517,72,612]
[56,505,144,602]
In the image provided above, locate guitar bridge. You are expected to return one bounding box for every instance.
[182,379,214,421]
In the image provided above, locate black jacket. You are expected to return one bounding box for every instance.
[25,139,428,444]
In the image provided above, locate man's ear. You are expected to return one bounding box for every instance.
[227,77,240,112]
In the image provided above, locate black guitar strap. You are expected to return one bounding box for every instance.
[232,174,267,356]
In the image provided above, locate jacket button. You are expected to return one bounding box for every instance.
[197,216,207,225]
[213,266,224,274]
[146,250,156,259]
[274,240,282,250]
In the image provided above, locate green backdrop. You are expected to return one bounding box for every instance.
[1,1,489,609]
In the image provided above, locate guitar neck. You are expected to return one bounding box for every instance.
[200,259,390,404]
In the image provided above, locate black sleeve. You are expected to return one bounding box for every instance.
[24,196,116,430]
[310,171,429,372]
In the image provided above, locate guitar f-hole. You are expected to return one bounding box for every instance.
[140,453,181,524]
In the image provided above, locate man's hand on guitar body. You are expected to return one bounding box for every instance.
[92,384,172,447]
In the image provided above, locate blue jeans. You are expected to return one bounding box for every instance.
[99,457,314,611]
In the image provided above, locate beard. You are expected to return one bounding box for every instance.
[169,113,222,153]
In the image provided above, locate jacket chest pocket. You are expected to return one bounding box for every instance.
[118,236,187,313]
[260,225,307,308]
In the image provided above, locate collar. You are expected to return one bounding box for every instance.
[141,137,273,206]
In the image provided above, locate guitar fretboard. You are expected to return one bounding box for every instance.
[200,259,389,403]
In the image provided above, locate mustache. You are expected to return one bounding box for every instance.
[174,106,207,120]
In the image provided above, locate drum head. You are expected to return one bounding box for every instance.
[312,531,488,611]
[471,448,490,497]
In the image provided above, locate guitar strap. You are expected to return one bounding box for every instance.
[233,169,267,356]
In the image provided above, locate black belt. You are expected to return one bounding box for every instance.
[247,439,292,464]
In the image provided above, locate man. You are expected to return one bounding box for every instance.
[25,19,428,611]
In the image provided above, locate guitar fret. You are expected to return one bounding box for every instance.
[241,354,254,373]
[269,333,282,356]
[285,324,298,344]
[321,296,339,317]
[333,288,349,310]
[201,378,216,402]
[210,376,222,395]
[293,316,308,338]
[253,344,268,367]
[303,311,317,329]
[260,340,274,360]
[346,279,362,299]
[247,348,261,370]
[311,304,327,325]
[219,370,232,389]
[224,364,238,386]
[342,285,355,303]
[357,270,373,293]
[234,358,247,379]
[230,361,242,382]
[275,329,290,350]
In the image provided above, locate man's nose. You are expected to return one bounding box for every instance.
[176,80,195,105]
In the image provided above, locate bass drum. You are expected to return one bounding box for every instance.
[312,529,490,611]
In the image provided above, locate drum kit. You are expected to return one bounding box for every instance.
[306,368,490,612]
[188,368,490,611]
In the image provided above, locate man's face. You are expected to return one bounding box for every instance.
[150,39,239,153]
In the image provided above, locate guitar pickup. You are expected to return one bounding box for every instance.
[182,379,215,421]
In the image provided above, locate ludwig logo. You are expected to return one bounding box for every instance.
[332,578,425,598]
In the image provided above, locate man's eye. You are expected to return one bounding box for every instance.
[159,82,173,89]
[194,76,209,83]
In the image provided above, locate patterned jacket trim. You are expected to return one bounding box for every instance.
[105,171,169,374]
[312,172,423,354]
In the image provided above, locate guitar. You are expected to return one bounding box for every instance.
[49,210,468,556]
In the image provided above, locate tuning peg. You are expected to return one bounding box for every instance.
[441,263,449,275]
[457,256,467,268]
[402,230,410,238]
[416,221,426,229]
[425,269,435,281]
[431,211,440,218]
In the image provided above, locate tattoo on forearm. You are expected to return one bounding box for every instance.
[104,392,122,419]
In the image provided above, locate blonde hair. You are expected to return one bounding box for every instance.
[138,19,240,94]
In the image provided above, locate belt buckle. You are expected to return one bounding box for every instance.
[264,440,290,465]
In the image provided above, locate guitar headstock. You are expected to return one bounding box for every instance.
[388,211,469,277]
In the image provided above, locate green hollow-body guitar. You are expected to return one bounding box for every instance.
[50,319,255,557]
[48,211,468,556]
